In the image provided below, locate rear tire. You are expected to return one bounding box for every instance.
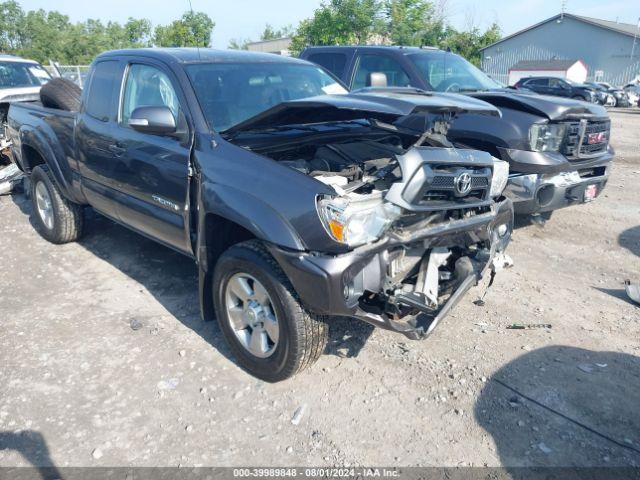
[213,240,329,382]
[40,78,82,111]
[30,165,83,244]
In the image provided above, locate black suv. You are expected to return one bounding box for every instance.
[514,77,597,103]
[300,46,613,220]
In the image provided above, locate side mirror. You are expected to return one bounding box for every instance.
[368,72,388,88]
[129,106,176,135]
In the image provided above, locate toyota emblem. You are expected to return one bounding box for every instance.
[454,172,473,196]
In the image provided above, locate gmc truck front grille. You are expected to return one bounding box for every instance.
[562,120,610,159]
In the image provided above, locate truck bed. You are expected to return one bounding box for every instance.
[8,101,79,200]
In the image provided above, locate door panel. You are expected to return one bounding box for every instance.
[111,129,192,252]
[113,62,192,254]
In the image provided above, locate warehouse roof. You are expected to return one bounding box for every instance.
[481,13,640,51]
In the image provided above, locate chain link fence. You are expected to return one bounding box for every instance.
[44,65,91,88]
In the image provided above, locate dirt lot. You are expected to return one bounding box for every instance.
[1,111,639,469]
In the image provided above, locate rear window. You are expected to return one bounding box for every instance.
[307,53,347,79]
[85,61,119,121]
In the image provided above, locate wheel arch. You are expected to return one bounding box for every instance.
[18,127,79,202]
[195,185,308,322]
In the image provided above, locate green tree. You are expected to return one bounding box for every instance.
[384,0,432,46]
[260,23,295,41]
[290,0,383,54]
[228,38,251,50]
[440,22,500,66]
[17,9,72,63]
[154,11,215,47]
[0,1,25,52]
[122,18,153,47]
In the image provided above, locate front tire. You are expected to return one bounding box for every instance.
[30,165,84,244]
[213,240,328,382]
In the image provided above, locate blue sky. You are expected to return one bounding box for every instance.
[16,0,640,49]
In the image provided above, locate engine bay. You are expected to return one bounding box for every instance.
[270,135,407,195]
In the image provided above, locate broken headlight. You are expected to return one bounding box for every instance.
[490,159,509,197]
[317,195,401,247]
[529,123,567,152]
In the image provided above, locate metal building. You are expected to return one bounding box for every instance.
[481,13,640,86]
[246,38,292,56]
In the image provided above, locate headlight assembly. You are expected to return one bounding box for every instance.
[529,123,567,152]
[490,158,509,197]
[317,195,401,247]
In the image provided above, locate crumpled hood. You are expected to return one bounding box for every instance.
[468,90,608,121]
[223,89,500,135]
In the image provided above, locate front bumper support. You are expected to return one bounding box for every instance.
[268,198,513,340]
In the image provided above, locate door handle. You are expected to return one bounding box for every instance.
[108,143,126,156]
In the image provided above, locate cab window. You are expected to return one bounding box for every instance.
[352,54,410,89]
[85,60,119,121]
[526,78,549,87]
[120,64,180,127]
[307,53,347,79]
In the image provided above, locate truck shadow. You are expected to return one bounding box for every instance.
[324,317,375,358]
[474,345,640,468]
[618,225,640,258]
[11,192,374,367]
[0,430,63,479]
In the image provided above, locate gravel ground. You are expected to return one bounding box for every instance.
[0,111,639,469]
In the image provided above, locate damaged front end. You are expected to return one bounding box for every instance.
[230,92,514,339]
[269,144,513,340]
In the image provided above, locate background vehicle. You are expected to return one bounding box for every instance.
[584,82,615,106]
[514,76,598,103]
[300,46,613,220]
[8,48,513,382]
[586,81,630,107]
[0,55,51,169]
[623,83,640,106]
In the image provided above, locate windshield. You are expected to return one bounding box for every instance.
[0,61,50,88]
[407,51,501,92]
[186,62,347,132]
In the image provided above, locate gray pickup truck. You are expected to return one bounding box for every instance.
[8,48,513,381]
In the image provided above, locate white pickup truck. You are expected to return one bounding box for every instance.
[0,54,51,192]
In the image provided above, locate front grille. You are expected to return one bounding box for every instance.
[419,166,491,207]
[562,120,610,159]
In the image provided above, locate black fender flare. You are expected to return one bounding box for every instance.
[18,126,82,203]
[197,182,305,272]
[195,182,307,322]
